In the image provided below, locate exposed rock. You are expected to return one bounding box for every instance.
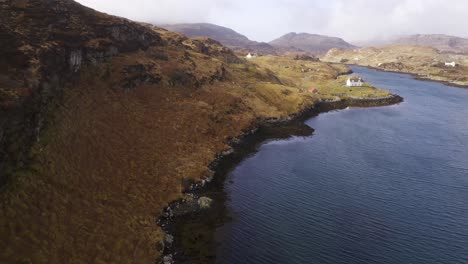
[162,254,173,264]
[69,50,83,72]
[221,148,234,156]
[164,234,174,246]
[294,54,320,61]
[205,169,215,183]
[120,63,162,90]
[182,193,195,203]
[197,196,213,209]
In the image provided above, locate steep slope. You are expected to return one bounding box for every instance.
[0,1,322,263]
[323,45,468,86]
[0,1,401,263]
[270,32,356,54]
[394,34,468,54]
[160,23,277,54]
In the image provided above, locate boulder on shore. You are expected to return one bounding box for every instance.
[197,197,213,209]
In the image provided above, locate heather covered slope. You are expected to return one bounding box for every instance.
[0,1,397,263]
[0,1,322,263]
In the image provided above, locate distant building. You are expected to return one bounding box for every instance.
[346,76,363,87]
[445,61,456,67]
[246,53,257,59]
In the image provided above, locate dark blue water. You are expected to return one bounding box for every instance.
[216,66,468,264]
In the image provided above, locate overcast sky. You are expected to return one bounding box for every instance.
[76,0,468,44]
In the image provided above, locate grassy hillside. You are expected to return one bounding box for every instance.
[323,45,468,87]
[0,1,395,263]
[250,56,390,99]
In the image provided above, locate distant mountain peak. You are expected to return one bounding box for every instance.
[269,32,356,54]
[160,23,276,54]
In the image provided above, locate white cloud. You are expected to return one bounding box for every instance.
[75,0,468,43]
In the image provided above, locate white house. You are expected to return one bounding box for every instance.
[346,76,363,87]
[246,53,257,59]
[445,61,456,67]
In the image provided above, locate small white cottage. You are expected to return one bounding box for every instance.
[445,61,456,67]
[246,53,257,59]
[346,76,363,87]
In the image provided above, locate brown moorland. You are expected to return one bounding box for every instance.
[0,0,397,263]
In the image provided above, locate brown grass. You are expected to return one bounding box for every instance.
[1,48,391,263]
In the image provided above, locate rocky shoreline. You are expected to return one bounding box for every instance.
[156,94,403,264]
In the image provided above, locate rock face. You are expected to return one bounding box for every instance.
[161,23,277,54]
[394,34,468,54]
[270,32,356,54]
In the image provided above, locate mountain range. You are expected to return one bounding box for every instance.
[162,23,468,55]
[161,23,277,54]
[269,32,357,54]
[394,34,468,54]
[161,23,357,55]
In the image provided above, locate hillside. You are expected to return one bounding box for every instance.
[160,23,277,54]
[394,34,468,54]
[323,45,468,86]
[0,0,401,263]
[270,32,356,55]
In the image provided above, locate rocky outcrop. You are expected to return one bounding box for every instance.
[294,54,320,61]
[197,196,213,209]
[120,63,162,91]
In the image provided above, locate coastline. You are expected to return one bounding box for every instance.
[156,94,403,264]
[350,64,468,89]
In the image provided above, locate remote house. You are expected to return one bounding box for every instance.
[445,61,456,67]
[346,76,363,87]
[246,53,258,59]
